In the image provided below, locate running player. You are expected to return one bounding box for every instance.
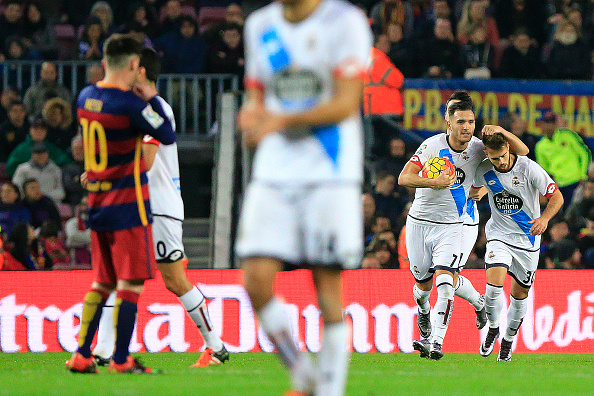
[237,0,371,394]
[473,132,563,361]
[91,48,229,367]
[399,99,529,360]
[66,34,176,374]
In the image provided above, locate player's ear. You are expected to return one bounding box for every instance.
[130,55,140,71]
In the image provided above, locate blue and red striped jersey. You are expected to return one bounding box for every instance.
[77,82,176,232]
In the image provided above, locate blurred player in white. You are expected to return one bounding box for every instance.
[399,99,528,360]
[93,48,228,367]
[472,132,563,361]
[236,0,371,395]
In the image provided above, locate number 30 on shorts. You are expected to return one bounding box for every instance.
[80,118,108,172]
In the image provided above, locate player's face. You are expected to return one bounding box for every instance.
[485,144,511,171]
[449,109,475,144]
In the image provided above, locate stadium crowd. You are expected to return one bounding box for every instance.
[1,0,594,271]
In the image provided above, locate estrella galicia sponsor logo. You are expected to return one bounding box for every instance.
[493,190,523,215]
[273,69,322,109]
[455,168,465,185]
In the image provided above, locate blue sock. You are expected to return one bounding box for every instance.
[112,290,139,364]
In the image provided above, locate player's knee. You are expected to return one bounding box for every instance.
[435,273,454,299]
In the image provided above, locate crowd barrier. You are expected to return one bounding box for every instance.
[1,269,592,354]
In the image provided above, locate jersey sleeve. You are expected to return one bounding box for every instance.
[329,9,372,80]
[528,160,558,198]
[243,14,265,90]
[408,139,434,168]
[129,96,176,145]
[143,135,160,146]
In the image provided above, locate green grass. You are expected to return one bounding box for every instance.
[1,352,593,395]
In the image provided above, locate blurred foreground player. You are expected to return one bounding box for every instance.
[236,0,371,395]
[66,34,176,374]
[92,48,228,367]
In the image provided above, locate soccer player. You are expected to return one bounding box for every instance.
[399,99,529,360]
[473,132,563,361]
[91,48,229,367]
[66,34,176,374]
[236,0,371,395]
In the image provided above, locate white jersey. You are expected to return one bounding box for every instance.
[243,0,372,184]
[143,96,184,221]
[474,155,558,250]
[408,134,485,224]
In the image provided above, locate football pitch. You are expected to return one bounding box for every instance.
[1,352,593,395]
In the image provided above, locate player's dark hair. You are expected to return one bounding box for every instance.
[447,99,473,118]
[482,132,507,150]
[102,34,143,69]
[139,48,161,83]
[446,90,473,111]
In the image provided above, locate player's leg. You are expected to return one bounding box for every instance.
[455,224,486,328]
[92,291,116,364]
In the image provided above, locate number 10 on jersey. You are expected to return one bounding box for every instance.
[80,118,108,172]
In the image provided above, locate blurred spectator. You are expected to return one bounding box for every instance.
[159,0,183,37]
[362,192,376,246]
[361,251,381,269]
[86,63,104,85]
[22,3,58,60]
[62,135,85,206]
[498,111,539,161]
[564,178,594,234]
[43,97,75,151]
[459,24,495,79]
[495,0,547,45]
[370,0,415,39]
[545,237,582,269]
[0,101,29,162]
[0,226,28,271]
[205,22,244,78]
[535,111,591,210]
[125,21,155,50]
[498,27,545,79]
[39,219,70,266]
[371,171,406,228]
[78,17,106,60]
[418,18,461,78]
[545,20,592,80]
[0,1,24,57]
[122,2,158,38]
[577,206,594,269]
[22,178,61,230]
[12,141,65,204]
[375,137,408,180]
[5,116,70,177]
[457,0,500,50]
[386,22,415,78]
[4,36,33,61]
[0,182,32,236]
[23,62,72,118]
[204,3,245,44]
[569,162,594,206]
[89,1,115,36]
[64,195,91,267]
[155,15,207,73]
[7,221,51,270]
[415,0,457,41]
[0,86,21,125]
[62,0,95,28]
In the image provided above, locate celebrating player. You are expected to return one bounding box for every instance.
[91,48,229,368]
[473,132,563,361]
[236,0,371,395]
[399,98,529,360]
[66,34,176,374]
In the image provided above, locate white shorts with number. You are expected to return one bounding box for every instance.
[459,223,479,269]
[484,240,538,288]
[406,216,463,282]
[235,182,363,269]
[152,215,185,263]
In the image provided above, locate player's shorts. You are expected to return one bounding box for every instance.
[484,239,539,288]
[91,225,157,284]
[152,215,185,263]
[459,223,479,270]
[235,182,363,270]
[406,216,463,282]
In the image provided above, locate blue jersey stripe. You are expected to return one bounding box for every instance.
[466,197,475,221]
[313,124,339,167]
[439,149,466,216]
[261,27,290,72]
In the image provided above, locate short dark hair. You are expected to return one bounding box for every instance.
[446,90,473,111]
[482,132,507,150]
[447,99,473,118]
[102,34,143,69]
[139,48,161,83]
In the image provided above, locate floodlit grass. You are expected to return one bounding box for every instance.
[1,352,593,395]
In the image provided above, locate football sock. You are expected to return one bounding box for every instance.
[316,321,349,396]
[179,286,224,351]
[485,283,504,328]
[454,275,483,310]
[413,284,432,314]
[504,295,527,342]
[257,297,314,393]
[93,291,116,359]
[77,289,109,358]
[112,290,140,364]
[432,274,454,345]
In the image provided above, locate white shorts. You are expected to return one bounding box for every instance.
[484,240,539,288]
[459,223,479,269]
[152,215,185,263]
[406,216,463,282]
[235,182,363,269]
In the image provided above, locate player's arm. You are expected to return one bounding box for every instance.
[142,140,158,170]
[482,125,529,155]
[469,185,488,201]
[398,159,454,190]
[130,89,176,145]
[528,189,563,236]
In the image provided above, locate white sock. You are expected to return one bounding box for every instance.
[431,274,454,345]
[179,286,224,351]
[316,321,349,396]
[413,284,432,314]
[504,295,527,342]
[454,275,483,310]
[485,284,503,328]
[258,297,314,393]
[93,292,116,359]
